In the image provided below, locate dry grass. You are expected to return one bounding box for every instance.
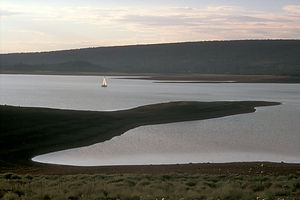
[0,173,299,200]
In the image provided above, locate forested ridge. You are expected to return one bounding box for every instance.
[1,40,299,75]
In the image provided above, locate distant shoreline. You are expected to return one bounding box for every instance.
[115,74,300,83]
[1,72,300,83]
[6,161,300,176]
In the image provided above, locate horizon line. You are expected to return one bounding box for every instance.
[1,38,299,55]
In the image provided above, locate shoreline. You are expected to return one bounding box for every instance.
[3,161,300,176]
[0,101,291,175]
[115,74,300,83]
[1,72,300,83]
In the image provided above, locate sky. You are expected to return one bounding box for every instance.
[1,0,300,53]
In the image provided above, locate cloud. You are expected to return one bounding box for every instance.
[0,9,20,17]
[283,4,300,14]
[17,30,46,36]
[228,15,294,23]
[119,14,197,26]
[1,3,300,53]
[205,6,240,12]
[118,12,294,28]
[228,15,272,22]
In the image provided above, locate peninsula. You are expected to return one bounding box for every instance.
[0,101,281,172]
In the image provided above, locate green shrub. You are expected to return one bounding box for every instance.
[124,195,140,200]
[3,173,21,180]
[186,182,196,187]
[265,191,276,199]
[139,181,150,186]
[109,178,124,183]
[0,191,4,199]
[126,180,136,187]
[14,190,24,197]
[250,183,265,192]
[11,175,21,180]
[68,196,78,200]
[294,182,300,189]
[161,175,171,180]
[275,189,290,196]
[2,191,19,200]
[44,194,51,200]
[209,177,221,183]
[103,190,109,197]
[25,175,33,180]
[4,173,13,179]
[214,187,249,200]
[204,182,216,188]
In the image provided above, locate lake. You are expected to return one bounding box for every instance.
[1,74,299,165]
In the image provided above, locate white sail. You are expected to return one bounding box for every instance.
[102,77,107,87]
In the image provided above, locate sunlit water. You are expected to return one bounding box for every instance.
[1,74,299,165]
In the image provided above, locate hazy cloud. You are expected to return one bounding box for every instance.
[118,12,295,28]
[1,2,300,53]
[283,4,300,14]
[119,14,199,26]
[0,9,20,17]
[205,6,241,12]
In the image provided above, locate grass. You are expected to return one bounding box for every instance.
[0,173,299,200]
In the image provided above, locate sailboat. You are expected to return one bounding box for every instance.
[102,76,108,87]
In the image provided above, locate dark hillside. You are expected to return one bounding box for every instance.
[1,40,299,75]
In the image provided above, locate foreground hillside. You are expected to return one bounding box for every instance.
[1,172,299,200]
[1,40,300,75]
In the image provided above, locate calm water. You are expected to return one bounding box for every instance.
[1,74,299,165]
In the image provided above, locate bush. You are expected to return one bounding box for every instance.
[288,174,297,180]
[2,191,19,200]
[4,173,13,179]
[204,182,216,188]
[126,180,136,187]
[294,182,300,189]
[25,175,33,180]
[68,196,78,200]
[11,175,21,180]
[0,191,4,199]
[3,173,21,180]
[186,182,196,187]
[124,195,140,200]
[161,175,171,180]
[14,190,24,197]
[139,181,150,186]
[250,183,265,192]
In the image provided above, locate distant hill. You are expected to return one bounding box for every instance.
[1,40,300,75]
